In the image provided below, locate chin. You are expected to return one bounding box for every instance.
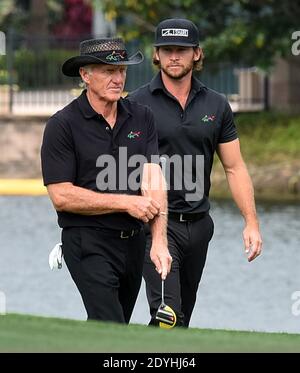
[168,72,184,79]
[106,93,122,102]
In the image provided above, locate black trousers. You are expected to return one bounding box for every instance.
[62,226,145,324]
[143,214,214,327]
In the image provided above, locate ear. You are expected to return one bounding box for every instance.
[154,48,160,62]
[193,47,202,62]
[79,67,90,84]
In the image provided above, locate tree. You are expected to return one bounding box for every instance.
[0,0,29,32]
[52,0,92,37]
[0,0,92,37]
[100,0,300,69]
[2,0,299,69]
[26,0,48,36]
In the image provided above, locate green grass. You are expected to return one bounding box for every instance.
[210,111,300,201]
[235,111,300,164]
[0,313,299,352]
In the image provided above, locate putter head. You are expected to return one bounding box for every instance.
[49,243,63,270]
[155,304,177,329]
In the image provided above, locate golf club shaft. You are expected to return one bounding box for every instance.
[161,279,164,305]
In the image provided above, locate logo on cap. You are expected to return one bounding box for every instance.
[162,28,189,37]
[106,50,126,62]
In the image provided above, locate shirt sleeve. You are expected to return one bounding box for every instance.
[218,100,238,143]
[41,116,77,186]
[145,107,159,164]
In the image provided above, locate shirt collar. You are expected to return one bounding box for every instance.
[77,89,131,120]
[118,97,132,118]
[77,90,98,119]
[191,75,207,93]
[149,72,206,94]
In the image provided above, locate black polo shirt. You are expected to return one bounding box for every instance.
[41,90,158,229]
[128,72,238,214]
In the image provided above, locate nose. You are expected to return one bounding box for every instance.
[169,52,179,61]
[112,69,125,83]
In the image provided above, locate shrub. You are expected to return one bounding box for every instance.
[12,48,79,89]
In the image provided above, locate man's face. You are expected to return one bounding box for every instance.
[155,46,200,79]
[80,64,127,102]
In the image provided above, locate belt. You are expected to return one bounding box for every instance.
[168,211,207,222]
[95,227,141,239]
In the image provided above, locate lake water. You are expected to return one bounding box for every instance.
[0,196,299,333]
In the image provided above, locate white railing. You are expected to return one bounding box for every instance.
[11,89,79,116]
[0,68,266,116]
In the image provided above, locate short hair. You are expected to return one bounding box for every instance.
[79,65,94,89]
[152,47,204,71]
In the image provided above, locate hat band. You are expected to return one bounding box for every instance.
[82,50,129,62]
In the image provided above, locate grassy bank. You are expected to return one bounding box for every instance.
[0,111,299,200]
[0,313,300,352]
[210,111,300,201]
[235,111,300,164]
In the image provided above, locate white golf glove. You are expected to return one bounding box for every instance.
[49,243,63,270]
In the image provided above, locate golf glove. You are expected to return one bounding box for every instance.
[49,243,63,270]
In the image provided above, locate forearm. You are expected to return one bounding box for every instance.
[147,187,170,279]
[142,163,168,245]
[141,163,171,278]
[48,183,127,215]
[225,163,259,227]
[149,188,168,246]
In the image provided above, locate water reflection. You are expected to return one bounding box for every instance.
[0,196,299,333]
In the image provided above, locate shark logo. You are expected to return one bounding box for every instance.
[201,115,216,123]
[106,51,126,62]
[127,131,141,139]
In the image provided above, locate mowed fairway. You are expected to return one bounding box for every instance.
[0,313,299,352]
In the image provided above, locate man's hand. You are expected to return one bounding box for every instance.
[243,224,262,262]
[150,244,172,280]
[126,195,160,223]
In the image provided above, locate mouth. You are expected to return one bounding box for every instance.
[109,87,123,92]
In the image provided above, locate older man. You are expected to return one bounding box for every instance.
[41,37,172,324]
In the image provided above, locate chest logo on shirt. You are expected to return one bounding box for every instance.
[201,114,216,123]
[127,130,141,139]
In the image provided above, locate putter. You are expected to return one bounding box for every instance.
[155,280,177,329]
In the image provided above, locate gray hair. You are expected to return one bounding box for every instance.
[79,65,94,89]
